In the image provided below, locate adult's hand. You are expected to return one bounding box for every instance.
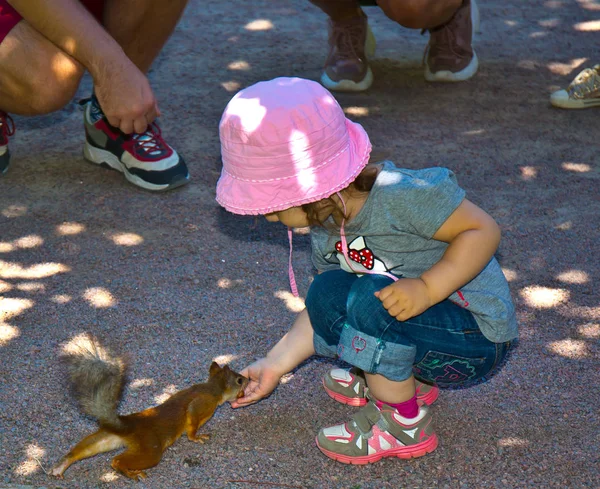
[7,0,160,134]
[93,59,160,134]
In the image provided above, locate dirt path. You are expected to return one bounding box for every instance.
[0,1,598,488]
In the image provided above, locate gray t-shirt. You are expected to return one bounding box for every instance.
[310,161,518,343]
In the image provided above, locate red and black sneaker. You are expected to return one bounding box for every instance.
[82,98,190,191]
[0,111,15,176]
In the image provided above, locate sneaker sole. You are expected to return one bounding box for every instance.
[323,379,439,407]
[83,142,190,192]
[321,66,374,92]
[424,51,479,82]
[316,432,438,465]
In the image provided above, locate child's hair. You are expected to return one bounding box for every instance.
[302,164,379,227]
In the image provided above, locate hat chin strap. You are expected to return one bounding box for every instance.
[286,192,398,298]
[287,227,299,297]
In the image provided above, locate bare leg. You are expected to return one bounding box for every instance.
[0,21,83,114]
[310,0,462,29]
[365,373,415,404]
[308,0,363,21]
[376,0,462,29]
[50,430,124,478]
[102,0,189,74]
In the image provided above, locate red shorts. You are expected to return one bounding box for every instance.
[0,0,105,44]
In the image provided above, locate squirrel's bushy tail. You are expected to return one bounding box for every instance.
[62,334,127,431]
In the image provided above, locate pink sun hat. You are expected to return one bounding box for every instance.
[216,77,372,215]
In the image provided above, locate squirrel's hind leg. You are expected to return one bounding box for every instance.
[111,446,164,481]
[50,430,124,478]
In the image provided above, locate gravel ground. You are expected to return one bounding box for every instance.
[1,1,599,488]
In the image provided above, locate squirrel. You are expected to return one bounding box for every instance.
[50,334,248,481]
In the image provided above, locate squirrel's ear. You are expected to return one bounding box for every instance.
[209,361,221,375]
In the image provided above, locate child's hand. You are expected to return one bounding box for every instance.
[374,278,433,321]
[230,358,283,408]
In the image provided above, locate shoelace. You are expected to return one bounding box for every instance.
[422,23,461,66]
[131,122,168,157]
[327,19,366,64]
[0,112,16,144]
[79,97,168,156]
[568,65,600,99]
[421,2,468,66]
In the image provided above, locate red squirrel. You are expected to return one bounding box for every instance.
[51,335,248,480]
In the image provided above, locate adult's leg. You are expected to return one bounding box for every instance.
[82,0,191,191]
[102,0,189,74]
[309,0,362,21]
[374,0,479,83]
[312,0,460,28]
[0,21,83,115]
[309,0,478,86]
[374,0,479,82]
[376,0,461,29]
[308,0,375,92]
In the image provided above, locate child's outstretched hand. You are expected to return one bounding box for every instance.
[230,358,283,408]
[374,277,433,322]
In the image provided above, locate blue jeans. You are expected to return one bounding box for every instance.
[305,270,512,387]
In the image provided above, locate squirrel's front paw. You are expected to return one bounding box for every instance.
[190,433,211,444]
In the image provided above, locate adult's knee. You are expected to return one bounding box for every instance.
[377,0,461,29]
[27,66,84,115]
[0,20,86,115]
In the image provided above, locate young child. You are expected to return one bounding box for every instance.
[216,77,518,464]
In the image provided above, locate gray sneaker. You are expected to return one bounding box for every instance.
[323,367,439,407]
[316,393,438,464]
[320,10,376,92]
[0,111,15,176]
[424,0,479,82]
[550,65,600,109]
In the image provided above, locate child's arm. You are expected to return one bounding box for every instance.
[231,309,315,408]
[376,199,501,321]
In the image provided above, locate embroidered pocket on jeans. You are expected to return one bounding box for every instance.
[413,350,486,385]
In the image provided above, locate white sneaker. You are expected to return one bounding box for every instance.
[550,65,600,109]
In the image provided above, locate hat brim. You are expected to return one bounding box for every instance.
[216,119,372,216]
